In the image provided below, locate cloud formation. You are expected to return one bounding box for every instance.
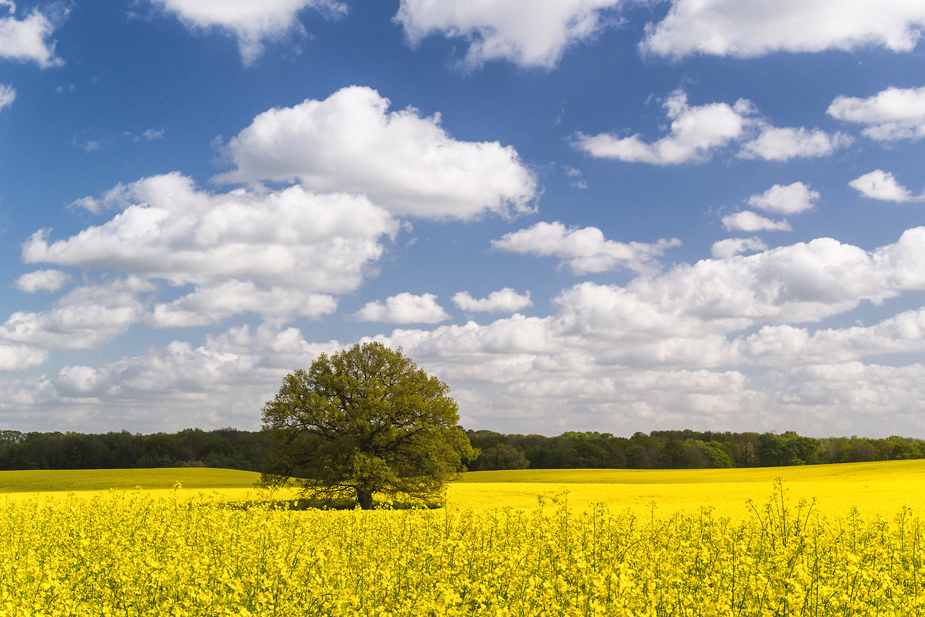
[216,86,537,220]
[452,288,532,313]
[711,237,768,259]
[828,86,925,141]
[575,90,754,164]
[22,173,398,325]
[747,182,819,215]
[722,211,791,232]
[0,278,154,351]
[493,221,680,274]
[0,83,13,111]
[147,282,337,328]
[14,269,70,293]
[0,343,48,373]
[738,127,852,161]
[394,0,622,69]
[849,170,922,202]
[0,2,61,67]
[6,228,925,435]
[149,0,347,65]
[642,0,925,59]
[354,293,450,324]
[576,90,846,165]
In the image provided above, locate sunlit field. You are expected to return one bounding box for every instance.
[2,462,924,615]
[6,460,924,517]
[453,460,925,517]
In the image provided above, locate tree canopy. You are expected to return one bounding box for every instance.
[260,342,475,509]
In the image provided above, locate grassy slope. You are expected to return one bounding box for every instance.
[0,468,262,493]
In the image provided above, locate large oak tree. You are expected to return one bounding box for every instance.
[260,342,475,509]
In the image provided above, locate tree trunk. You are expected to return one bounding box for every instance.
[356,486,374,510]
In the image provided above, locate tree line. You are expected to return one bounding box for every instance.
[0,426,923,472]
[466,429,925,470]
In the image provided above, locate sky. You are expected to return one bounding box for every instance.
[1,0,925,437]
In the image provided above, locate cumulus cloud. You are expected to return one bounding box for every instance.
[394,0,623,69]
[849,170,922,202]
[747,182,819,215]
[738,127,852,161]
[828,86,925,141]
[452,288,532,313]
[14,269,70,293]
[711,237,768,259]
[23,173,397,311]
[0,277,154,350]
[147,282,337,328]
[0,2,61,67]
[216,86,537,220]
[0,83,13,111]
[493,221,680,274]
[149,0,347,65]
[354,293,450,324]
[0,343,48,372]
[641,0,925,59]
[1,323,342,431]
[7,229,925,435]
[575,90,755,164]
[737,308,925,366]
[21,174,399,327]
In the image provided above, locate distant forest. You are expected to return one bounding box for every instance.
[1,427,923,472]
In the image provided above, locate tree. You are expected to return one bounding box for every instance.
[471,443,530,471]
[260,342,475,509]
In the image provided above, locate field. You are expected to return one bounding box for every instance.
[1,463,924,615]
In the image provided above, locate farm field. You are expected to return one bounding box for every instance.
[5,460,924,517]
[453,460,925,517]
[1,462,924,615]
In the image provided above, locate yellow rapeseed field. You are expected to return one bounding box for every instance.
[0,462,924,615]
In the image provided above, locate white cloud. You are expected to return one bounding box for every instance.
[14,269,70,293]
[147,281,337,328]
[216,86,537,220]
[849,169,921,202]
[0,277,154,350]
[828,86,925,141]
[141,128,164,141]
[0,3,61,67]
[5,323,342,431]
[149,0,347,65]
[0,343,48,372]
[564,166,587,189]
[711,237,767,259]
[452,288,532,313]
[641,0,925,59]
[492,221,680,274]
[737,308,925,366]
[575,90,755,164]
[67,196,102,214]
[0,83,13,111]
[354,293,450,324]
[738,127,852,161]
[7,229,925,435]
[23,174,398,316]
[747,182,819,215]
[394,0,622,69]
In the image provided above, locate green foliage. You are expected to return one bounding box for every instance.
[470,444,530,471]
[260,342,475,509]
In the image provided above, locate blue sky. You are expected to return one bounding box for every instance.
[2,0,925,437]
